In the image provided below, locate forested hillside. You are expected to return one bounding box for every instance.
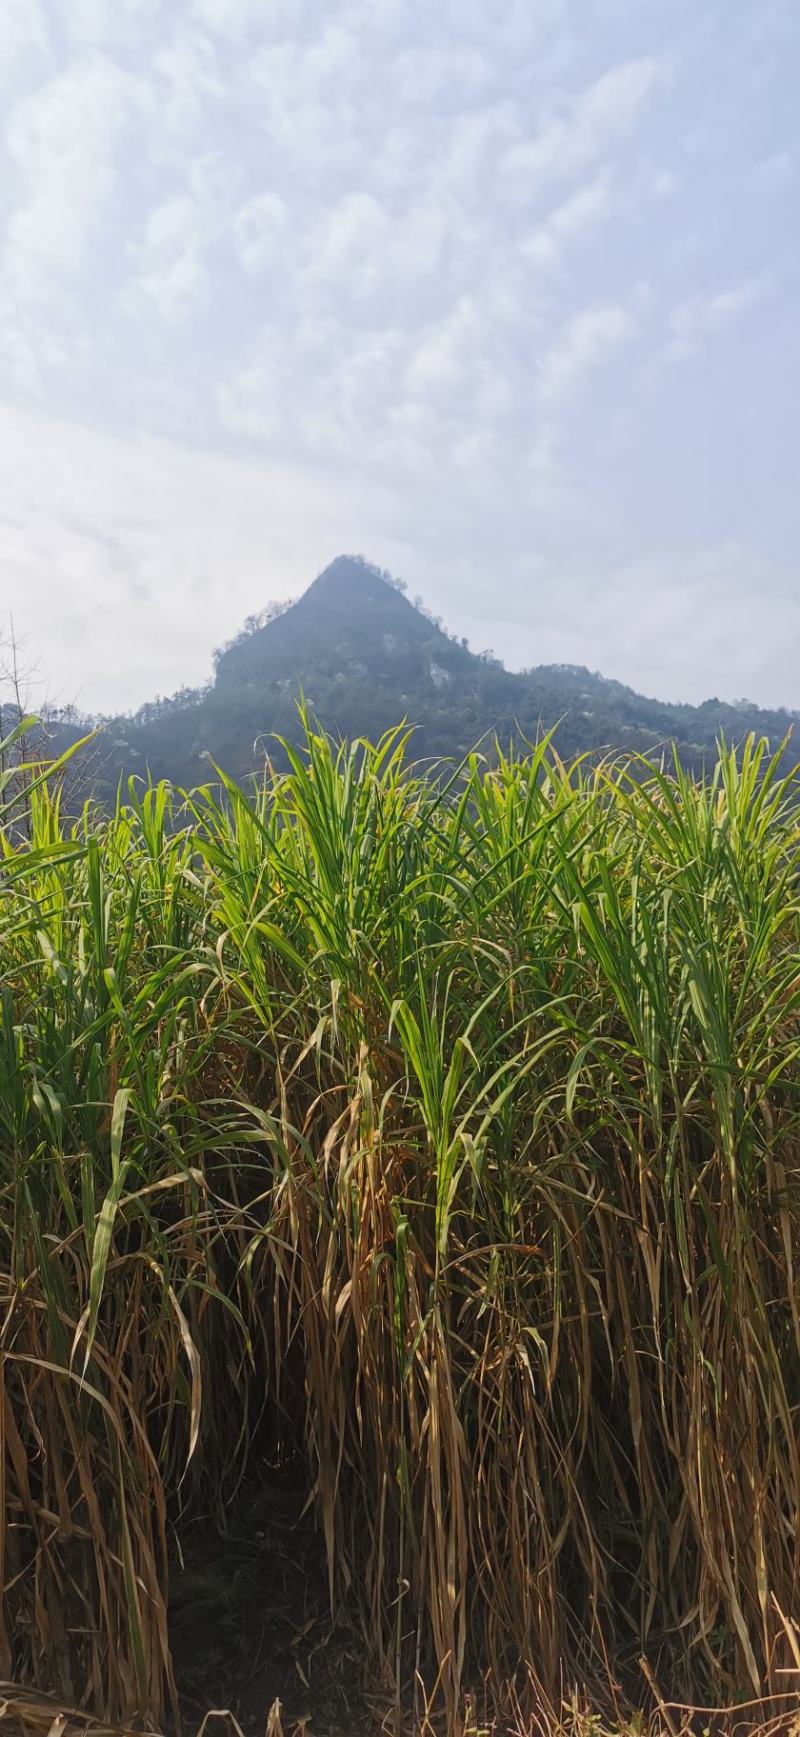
[37,556,800,795]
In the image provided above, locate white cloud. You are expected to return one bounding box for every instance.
[0,399,404,713]
[648,167,680,200]
[504,57,661,198]
[538,304,637,404]
[303,191,389,288]
[217,344,284,442]
[391,43,490,107]
[305,191,447,310]
[667,275,773,360]
[521,171,611,269]
[190,0,300,36]
[746,150,794,192]
[0,1,795,720]
[153,29,224,134]
[508,543,800,710]
[248,23,359,157]
[218,319,411,462]
[55,0,164,49]
[0,53,147,390]
[745,1,798,58]
[6,399,795,724]
[233,192,287,274]
[2,56,144,299]
[0,0,51,91]
[405,297,481,398]
[128,194,208,323]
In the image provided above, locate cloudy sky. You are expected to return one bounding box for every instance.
[0,0,797,715]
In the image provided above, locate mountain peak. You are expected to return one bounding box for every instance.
[212,552,441,693]
[304,554,405,608]
[312,553,391,588]
[51,553,800,802]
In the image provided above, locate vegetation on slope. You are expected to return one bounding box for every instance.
[39,556,800,800]
[1,717,800,1732]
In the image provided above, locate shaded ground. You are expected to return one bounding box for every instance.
[169,1462,377,1736]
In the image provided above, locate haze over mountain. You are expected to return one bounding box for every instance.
[43,556,800,795]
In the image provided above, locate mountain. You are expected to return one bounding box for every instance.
[42,555,800,796]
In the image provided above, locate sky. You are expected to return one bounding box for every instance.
[0,0,797,716]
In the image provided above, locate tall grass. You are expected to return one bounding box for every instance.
[1,719,799,1729]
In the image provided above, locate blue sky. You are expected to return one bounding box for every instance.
[0,0,797,714]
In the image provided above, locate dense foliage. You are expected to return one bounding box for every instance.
[2,717,800,1731]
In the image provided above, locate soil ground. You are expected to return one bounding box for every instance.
[169,1461,379,1737]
